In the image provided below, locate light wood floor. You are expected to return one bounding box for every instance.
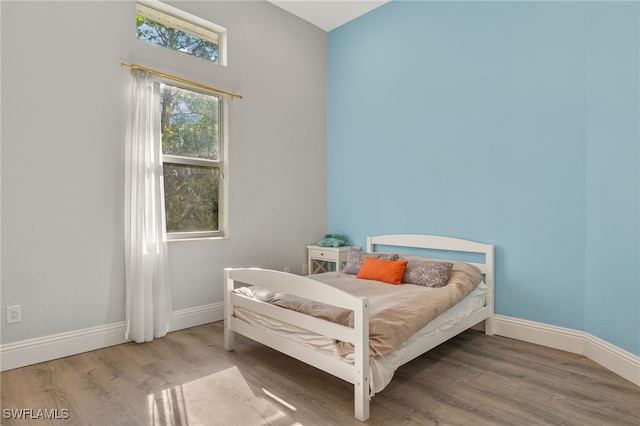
[1,322,638,425]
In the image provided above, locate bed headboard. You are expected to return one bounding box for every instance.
[367,233,495,343]
[366,234,495,298]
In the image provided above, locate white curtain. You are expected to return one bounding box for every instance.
[124,69,172,343]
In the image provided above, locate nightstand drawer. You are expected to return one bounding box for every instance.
[308,248,339,261]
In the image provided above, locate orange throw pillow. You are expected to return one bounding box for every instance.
[356,258,408,285]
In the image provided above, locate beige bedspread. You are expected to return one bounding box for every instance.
[234,261,482,357]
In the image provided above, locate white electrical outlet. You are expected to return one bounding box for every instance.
[6,305,21,324]
[283,266,291,273]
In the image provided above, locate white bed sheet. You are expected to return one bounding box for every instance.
[233,282,487,395]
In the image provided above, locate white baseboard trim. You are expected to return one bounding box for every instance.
[493,315,640,387]
[0,303,224,372]
[583,333,640,387]
[170,302,224,332]
[0,321,129,373]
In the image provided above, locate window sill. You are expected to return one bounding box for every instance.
[167,236,229,243]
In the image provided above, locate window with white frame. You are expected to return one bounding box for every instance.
[160,83,224,239]
[136,1,225,65]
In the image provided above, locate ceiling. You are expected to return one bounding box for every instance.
[268,0,389,32]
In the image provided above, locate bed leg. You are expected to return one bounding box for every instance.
[485,316,494,336]
[224,320,235,351]
[354,375,370,422]
[223,268,235,351]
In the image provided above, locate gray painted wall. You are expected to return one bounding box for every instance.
[1,1,327,343]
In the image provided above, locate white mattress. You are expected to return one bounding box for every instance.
[233,282,487,395]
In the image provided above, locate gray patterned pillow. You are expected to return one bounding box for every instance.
[342,248,399,275]
[402,260,454,288]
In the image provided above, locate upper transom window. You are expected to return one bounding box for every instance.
[136,2,225,65]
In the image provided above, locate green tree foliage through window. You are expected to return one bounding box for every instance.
[136,3,219,64]
[160,85,220,232]
[163,164,219,233]
[161,85,219,160]
[161,85,221,234]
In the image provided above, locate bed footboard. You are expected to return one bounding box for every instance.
[224,268,371,422]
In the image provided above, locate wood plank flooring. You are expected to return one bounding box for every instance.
[1,322,638,425]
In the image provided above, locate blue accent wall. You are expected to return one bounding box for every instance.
[328,1,639,355]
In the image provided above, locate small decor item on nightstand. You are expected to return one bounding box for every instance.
[317,233,350,247]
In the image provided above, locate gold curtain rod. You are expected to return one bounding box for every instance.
[121,62,243,99]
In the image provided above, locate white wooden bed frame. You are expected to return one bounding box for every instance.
[224,234,494,421]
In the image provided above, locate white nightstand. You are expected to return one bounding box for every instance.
[307,245,355,275]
